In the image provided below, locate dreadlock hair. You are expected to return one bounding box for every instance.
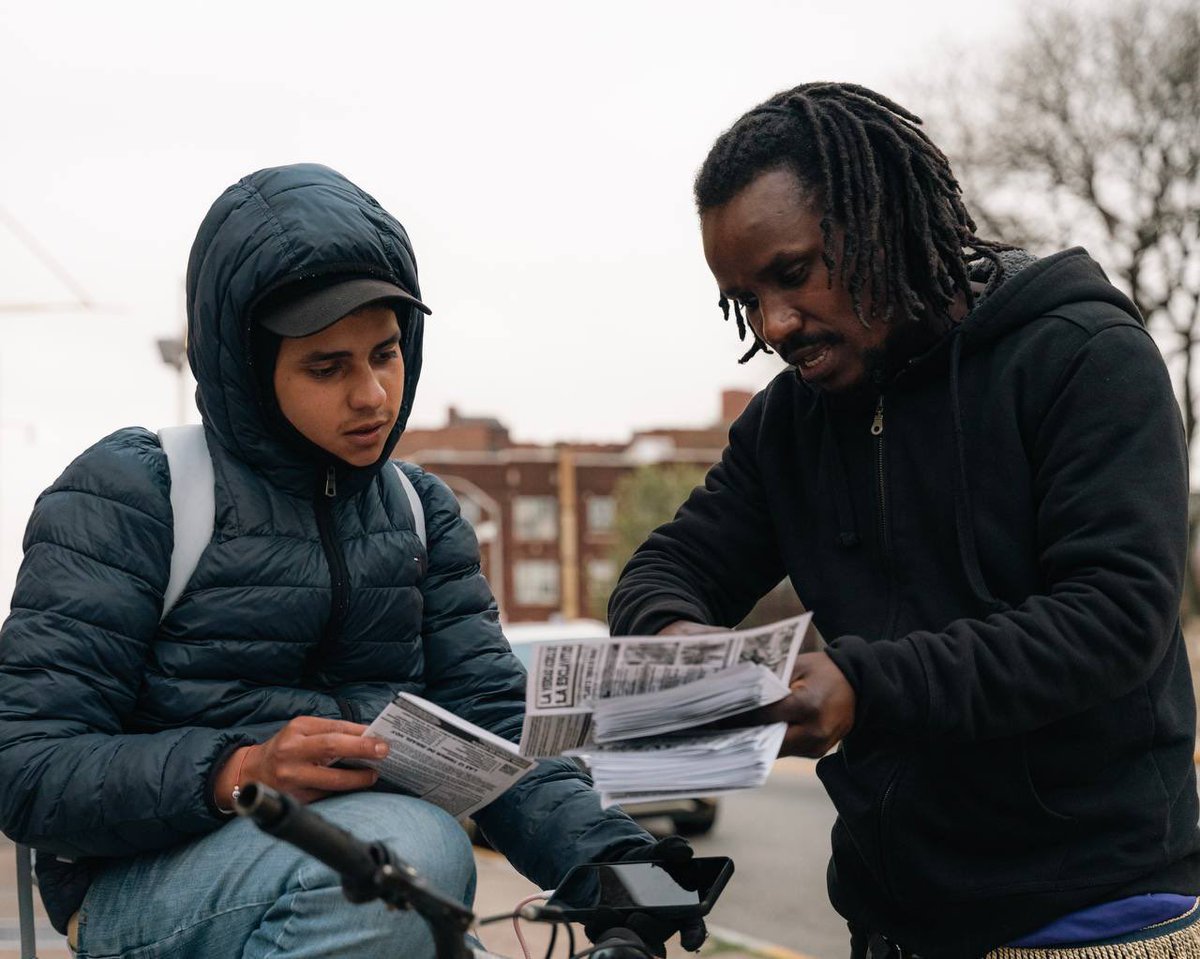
[695,82,1011,363]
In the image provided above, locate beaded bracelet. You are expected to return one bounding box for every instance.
[216,746,252,815]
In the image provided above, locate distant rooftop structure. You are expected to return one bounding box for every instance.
[398,389,752,460]
[400,404,514,454]
[447,406,505,431]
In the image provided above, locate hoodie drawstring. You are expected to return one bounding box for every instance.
[820,404,861,549]
[949,333,1006,612]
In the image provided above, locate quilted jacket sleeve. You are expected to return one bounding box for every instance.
[408,467,652,887]
[0,429,252,859]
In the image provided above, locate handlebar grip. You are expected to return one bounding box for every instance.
[234,782,380,887]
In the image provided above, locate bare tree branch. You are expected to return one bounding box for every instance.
[917,0,1200,457]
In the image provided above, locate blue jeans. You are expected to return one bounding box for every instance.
[72,793,477,959]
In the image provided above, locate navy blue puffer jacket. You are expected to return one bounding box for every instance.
[0,164,648,932]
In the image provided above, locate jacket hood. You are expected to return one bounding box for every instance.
[184,163,426,495]
[945,247,1142,612]
[955,247,1141,353]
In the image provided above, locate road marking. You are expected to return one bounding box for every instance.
[707,923,821,959]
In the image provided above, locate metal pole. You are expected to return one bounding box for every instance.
[0,354,5,594]
[156,336,188,426]
[15,843,37,959]
[557,447,579,619]
[177,357,187,427]
[177,281,188,426]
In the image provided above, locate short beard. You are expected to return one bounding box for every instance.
[799,318,944,403]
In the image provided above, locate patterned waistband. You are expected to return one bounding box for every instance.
[987,900,1200,959]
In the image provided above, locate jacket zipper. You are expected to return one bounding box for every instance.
[872,398,903,907]
[313,465,350,665]
[871,395,889,555]
[873,395,900,641]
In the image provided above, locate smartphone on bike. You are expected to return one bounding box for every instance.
[543,856,733,921]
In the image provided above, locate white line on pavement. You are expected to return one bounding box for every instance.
[707,923,821,959]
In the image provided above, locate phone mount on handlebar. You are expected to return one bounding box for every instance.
[234,782,475,959]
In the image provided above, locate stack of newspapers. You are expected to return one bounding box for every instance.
[517,613,813,807]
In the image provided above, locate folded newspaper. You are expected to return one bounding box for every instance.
[590,660,789,743]
[568,723,788,807]
[351,693,537,818]
[518,613,812,804]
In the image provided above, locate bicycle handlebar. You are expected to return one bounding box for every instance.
[235,782,475,959]
[235,782,659,959]
[236,780,381,890]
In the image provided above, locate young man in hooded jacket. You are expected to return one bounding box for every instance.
[0,164,702,959]
[607,83,1200,958]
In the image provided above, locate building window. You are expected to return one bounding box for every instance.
[587,559,616,594]
[513,495,557,541]
[514,560,560,606]
[586,495,616,533]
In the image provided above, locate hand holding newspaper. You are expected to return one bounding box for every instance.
[517,613,813,805]
[349,693,537,819]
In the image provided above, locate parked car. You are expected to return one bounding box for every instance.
[501,618,719,838]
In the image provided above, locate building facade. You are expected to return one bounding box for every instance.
[394,391,752,623]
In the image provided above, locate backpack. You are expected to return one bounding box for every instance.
[156,425,426,619]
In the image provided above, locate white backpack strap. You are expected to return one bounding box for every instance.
[393,462,426,548]
[158,425,215,620]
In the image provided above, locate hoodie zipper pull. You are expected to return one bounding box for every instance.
[871,396,885,437]
[324,465,337,498]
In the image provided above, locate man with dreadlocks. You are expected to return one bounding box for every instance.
[608,83,1200,959]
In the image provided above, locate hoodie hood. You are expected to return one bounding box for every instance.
[955,247,1142,353]
[184,163,426,496]
[945,247,1143,611]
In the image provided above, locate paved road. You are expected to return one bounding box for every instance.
[685,758,847,959]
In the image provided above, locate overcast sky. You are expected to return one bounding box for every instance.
[0,0,1053,597]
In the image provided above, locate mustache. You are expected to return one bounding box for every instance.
[775,331,843,356]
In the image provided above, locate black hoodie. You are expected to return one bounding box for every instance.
[609,248,1200,957]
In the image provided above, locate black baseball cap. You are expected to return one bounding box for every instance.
[256,277,431,338]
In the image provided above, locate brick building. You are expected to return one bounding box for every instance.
[394,390,753,622]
